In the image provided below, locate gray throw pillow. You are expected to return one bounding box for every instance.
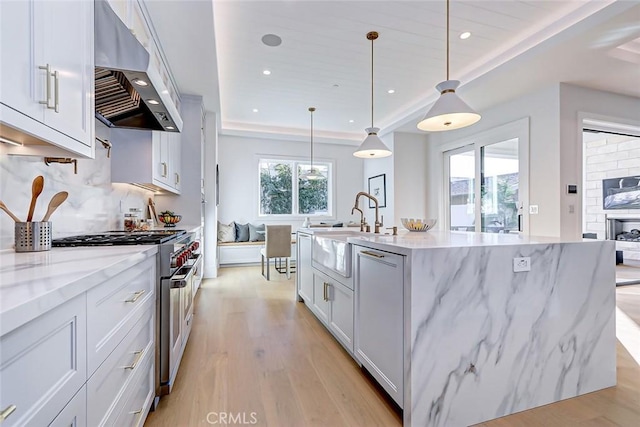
[235,222,250,242]
[249,223,265,242]
[217,221,236,242]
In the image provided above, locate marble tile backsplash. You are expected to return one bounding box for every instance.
[0,146,153,250]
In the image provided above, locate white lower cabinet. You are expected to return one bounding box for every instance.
[311,268,354,354]
[354,246,404,408]
[87,307,154,426]
[296,232,313,302]
[0,294,86,427]
[0,256,156,427]
[49,386,87,427]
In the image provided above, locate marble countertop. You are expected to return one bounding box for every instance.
[347,230,610,255]
[0,245,158,336]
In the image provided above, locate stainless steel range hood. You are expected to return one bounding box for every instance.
[94,0,182,132]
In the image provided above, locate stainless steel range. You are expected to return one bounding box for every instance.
[52,229,202,404]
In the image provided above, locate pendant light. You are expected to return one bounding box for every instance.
[300,107,324,180]
[417,0,480,132]
[353,31,392,159]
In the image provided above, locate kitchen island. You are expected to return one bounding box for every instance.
[298,229,616,427]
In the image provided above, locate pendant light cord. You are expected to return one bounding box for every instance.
[371,35,374,129]
[308,107,315,173]
[446,0,450,81]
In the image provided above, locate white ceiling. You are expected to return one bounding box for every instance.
[147,0,640,144]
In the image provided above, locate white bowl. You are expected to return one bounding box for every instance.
[401,218,437,232]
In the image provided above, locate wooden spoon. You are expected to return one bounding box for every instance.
[26,175,44,222]
[41,191,69,222]
[0,200,21,222]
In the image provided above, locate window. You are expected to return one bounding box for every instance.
[259,158,332,217]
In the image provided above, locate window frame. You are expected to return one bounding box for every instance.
[256,155,335,220]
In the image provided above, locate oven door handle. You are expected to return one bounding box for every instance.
[169,254,202,288]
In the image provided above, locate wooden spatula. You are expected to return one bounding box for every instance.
[0,200,21,222]
[42,191,69,222]
[26,175,44,222]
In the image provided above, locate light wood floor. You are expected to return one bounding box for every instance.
[145,267,640,427]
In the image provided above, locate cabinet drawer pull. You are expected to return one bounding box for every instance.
[0,405,17,423]
[175,172,180,185]
[161,162,168,177]
[53,70,59,113]
[125,290,145,303]
[38,64,52,107]
[124,349,145,370]
[361,250,384,258]
[130,407,144,426]
[323,282,330,301]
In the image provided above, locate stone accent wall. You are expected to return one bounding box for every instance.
[584,133,640,261]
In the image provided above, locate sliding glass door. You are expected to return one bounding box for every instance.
[445,137,523,234]
[480,140,519,233]
[447,146,475,232]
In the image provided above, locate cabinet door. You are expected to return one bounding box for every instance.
[354,246,404,407]
[0,0,45,122]
[312,273,330,324]
[49,386,86,427]
[329,281,354,353]
[41,0,93,146]
[297,233,313,303]
[171,133,182,192]
[152,131,170,185]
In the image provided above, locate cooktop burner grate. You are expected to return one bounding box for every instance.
[52,230,186,247]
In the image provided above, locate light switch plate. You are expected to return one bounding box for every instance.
[513,257,531,272]
[529,205,539,214]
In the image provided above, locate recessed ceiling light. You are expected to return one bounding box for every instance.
[132,78,148,86]
[147,99,160,105]
[460,32,471,40]
[263,69,271,75]
[349,120,354,123]
[387,89,395,94]
[261,34,282,47]
[166,126,175,130]
[253,108,259,113]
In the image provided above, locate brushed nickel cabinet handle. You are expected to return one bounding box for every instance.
[0,405,17,423]
[361,250,384,258]
[125,290,145,303]
[323,282,330,302]
[124,349,144,370]
[161,162,168,177]
[175,172,180,185]
[53,70,59,113]
[38,64,52,107]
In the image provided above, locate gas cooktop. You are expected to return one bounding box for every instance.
[52,230,186,247]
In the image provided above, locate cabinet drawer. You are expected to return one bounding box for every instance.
[0,294,86,427]
[87,306,153,427]
[87,256,155,374]
[112,351,155,427]
[49,385,87,427]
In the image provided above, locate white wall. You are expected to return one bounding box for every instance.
[203,112,218,278]
[362,133,395,228]
[559,84,640,239]
[218,134,363,229]
[394,132,429,223]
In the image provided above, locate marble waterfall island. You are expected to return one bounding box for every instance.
[347,232,616,427]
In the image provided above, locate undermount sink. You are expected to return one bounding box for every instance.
[312,233,353,277]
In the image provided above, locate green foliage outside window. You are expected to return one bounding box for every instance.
[259,160,330,216]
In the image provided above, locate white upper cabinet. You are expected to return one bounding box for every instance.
[111,129,181,194]
[0,0,94,158]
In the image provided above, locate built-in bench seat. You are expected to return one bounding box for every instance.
[217,240,296,266]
